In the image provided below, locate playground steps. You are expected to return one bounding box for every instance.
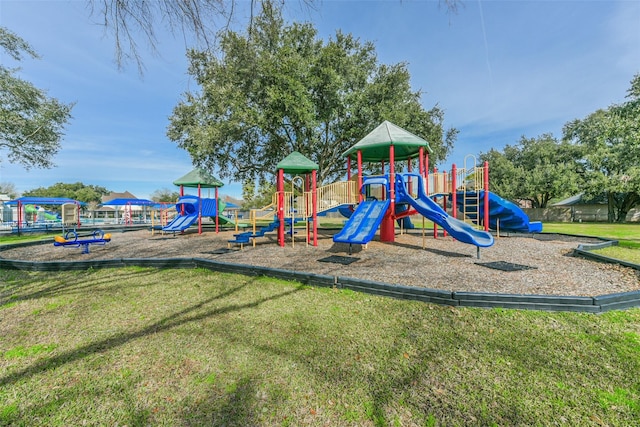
[227,219,280,248]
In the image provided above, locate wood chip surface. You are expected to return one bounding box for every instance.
[2,228,638,297]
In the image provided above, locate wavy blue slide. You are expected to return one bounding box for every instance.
[395,174,494,248]
[455,191,543,233]
[332,199,391,245]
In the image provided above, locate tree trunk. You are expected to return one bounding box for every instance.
[607,192,616,223]
[616,192,640,223]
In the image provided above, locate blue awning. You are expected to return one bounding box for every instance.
[5,197,84,206]
[101,198,157,206]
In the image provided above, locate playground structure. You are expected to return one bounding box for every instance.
[227,152,358,248]
[53,229,111,254]
[162,168,225,234]
[5,197,82,233]
[162,195,226,233]
[228,121,540,252]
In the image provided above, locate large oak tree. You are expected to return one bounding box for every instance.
[563,73,640,222]
[167,6,457,184]
[480,134,584,208]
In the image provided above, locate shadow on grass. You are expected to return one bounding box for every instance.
[0,278,305,389]
[181,375,260,426]
[0,268,161,308]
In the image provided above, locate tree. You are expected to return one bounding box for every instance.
[150,188,181,203]
[563,74,640,222]
[241,178,276,209]
[477,148,524,202]
[23,182,110,204]
[0,27,74,170]
[480,134,584,208]
[0,182,19,199]
[167,6,456,186]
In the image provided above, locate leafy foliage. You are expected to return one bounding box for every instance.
[150,188,180,203]
[241,178,276,209]
[22,182,110,204]
[87,0,301,73]
[480,134,584,208]
[0,182,19,199]
[167,6,456,185]
[0,27,74,170]
[563,73,640,222]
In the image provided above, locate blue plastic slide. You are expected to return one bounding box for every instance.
[332,199,391,245]
[163,212,199,231]
[162,195,217,232]
[455,192,543,233]
[395,174,494,248]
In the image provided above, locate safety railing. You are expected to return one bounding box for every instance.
[316,180,357,213]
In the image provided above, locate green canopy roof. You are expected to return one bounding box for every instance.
[173,168,224,188]
[276,151,319,174]
[343,120,431,162]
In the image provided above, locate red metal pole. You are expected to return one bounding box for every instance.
[484,161,490,232]
[357,150,363,203]
[419,147,424,177]
[452,164,457,219]
[312,170,318,246]
[442,172,448,237]
[278,169,285,247]
[425,154,429,193]
[180,185,184,216]
[380,145,396,242]
[389,145,395,209]
[407,158,412,195]
[433,166,437,239]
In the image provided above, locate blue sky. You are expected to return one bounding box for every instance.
[1,0,639,200]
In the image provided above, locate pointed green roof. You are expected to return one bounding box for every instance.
[276,151,319,174]
[173,168,224,188]
[343,120,431,162]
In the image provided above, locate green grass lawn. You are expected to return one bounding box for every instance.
[542,222,640,263]
[541,222,640,244]
[1,267,639,426]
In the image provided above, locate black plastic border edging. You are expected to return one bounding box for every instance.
[2,241,640,313]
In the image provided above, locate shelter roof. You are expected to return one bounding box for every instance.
[102,191,137,203]
[276,151,319,174]
[173,168,224,188]
[342,120,431,162]
[5,196,83,206]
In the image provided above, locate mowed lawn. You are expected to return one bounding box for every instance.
[1,267,639,426]
[543,222,640,263]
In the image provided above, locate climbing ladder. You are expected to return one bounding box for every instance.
[456,155,485,229]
